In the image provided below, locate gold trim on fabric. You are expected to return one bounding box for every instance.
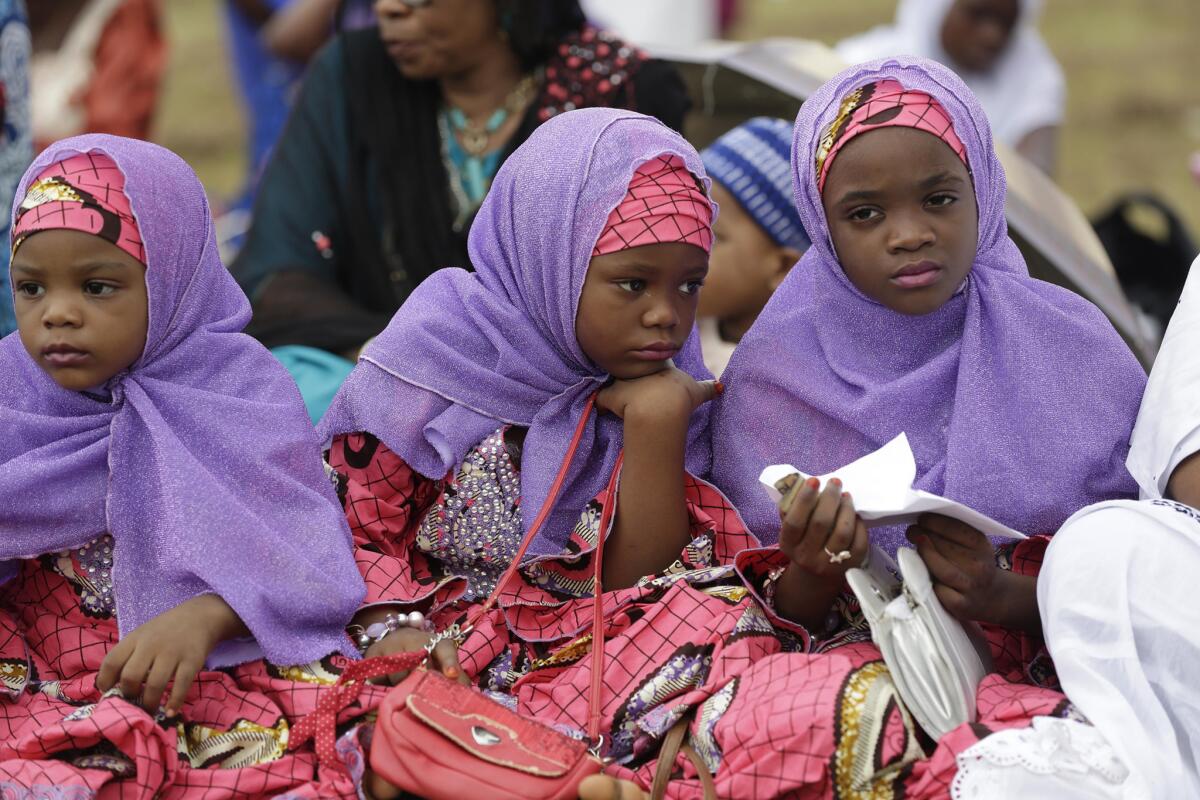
[20,177,84,210]
[700,585,749,603]
[815,86,866,182]
[176,717,289,769]
[531,632,593,670]
[832,661,925,799]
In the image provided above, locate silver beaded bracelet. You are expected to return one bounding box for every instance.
[347,610,432,654]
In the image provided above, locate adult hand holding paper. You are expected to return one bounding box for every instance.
[759,433,1027,541]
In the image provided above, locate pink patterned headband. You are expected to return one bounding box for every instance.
[12,152,146,265]
[592,154,713,256]
[815,79,968,193]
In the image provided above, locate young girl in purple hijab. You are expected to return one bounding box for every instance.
[308,106,1107,800]
[0,135,370,795]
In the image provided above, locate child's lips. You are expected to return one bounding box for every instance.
[890,260,943,289]
[629,343,681,361]
[41,345,90,367]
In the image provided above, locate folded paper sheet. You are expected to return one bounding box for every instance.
[759,433,1026,540]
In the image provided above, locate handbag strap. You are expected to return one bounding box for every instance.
[292,392,618,765]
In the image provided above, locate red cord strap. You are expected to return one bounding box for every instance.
[292,393,617,769]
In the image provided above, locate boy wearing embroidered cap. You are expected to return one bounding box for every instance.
[698,117,808,376]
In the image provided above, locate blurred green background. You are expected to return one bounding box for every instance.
[159,0,1200,235]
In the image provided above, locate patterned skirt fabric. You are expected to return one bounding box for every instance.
[329,430,1073,799]
[0,552,371,798]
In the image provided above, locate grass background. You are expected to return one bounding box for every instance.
[158,0,1200,237]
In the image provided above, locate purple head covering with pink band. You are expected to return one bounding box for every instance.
[320,109,716,558]
[12,153,146,264]
[1,135,363,667]
[711,57,1145,552]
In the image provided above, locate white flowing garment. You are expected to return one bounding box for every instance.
[835,0,1065,147]
[1037,255,1200,798]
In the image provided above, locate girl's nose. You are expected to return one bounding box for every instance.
[887,215,936,253]
[374,0,414,20]
[42,298,83,328]
[642,294,681,330]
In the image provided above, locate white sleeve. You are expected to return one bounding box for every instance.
[1127,254,1200,498]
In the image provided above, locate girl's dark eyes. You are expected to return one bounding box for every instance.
[927,193,957,208]
[83,281,118,296]
[615,279,646,293]
[680,279,704,296]
[15,282,43,298]
[848,207,882,222]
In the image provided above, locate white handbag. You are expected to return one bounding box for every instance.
[846,546,992,741]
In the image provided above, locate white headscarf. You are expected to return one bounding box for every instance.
[835,0,1065,146]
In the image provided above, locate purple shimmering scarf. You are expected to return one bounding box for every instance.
[711,57,1145,552]
[319,108,714,558]
[1,135,363,667]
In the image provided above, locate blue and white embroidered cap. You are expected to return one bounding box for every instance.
[701,117,809,252]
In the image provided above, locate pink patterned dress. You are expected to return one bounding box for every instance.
[330,427,1072,799]
[0,542,372,798]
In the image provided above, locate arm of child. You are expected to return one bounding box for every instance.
[772,477,869,630]
[596,365,719,590]
[906,514,1041,636]
[1167,451,1200,510]
[96,593,250,717]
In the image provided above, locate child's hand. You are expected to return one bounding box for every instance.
[906,514,1040,633]
[778,476,868,584]
[96,593,247,717]
[364,627,468,686]
[596,364,720,422]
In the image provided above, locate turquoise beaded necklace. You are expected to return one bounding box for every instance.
[440,73,539,230]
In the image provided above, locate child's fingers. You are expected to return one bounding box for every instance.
[850,518,870,566]
[797,479,843,564]
[166,659,201,717]
[932,582,970,621]
[117,647,154,702]
[141,656,176,713]
[916,513,986,547]
[780,477,820,548]
[96,638,132,693]
[822,493,858,562]
[914,535,970,593]
[691,379,722,409]
[431,639,467,685]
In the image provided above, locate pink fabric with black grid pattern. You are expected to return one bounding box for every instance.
[816,78,968,192]
[323,430,1074,799]
[11,152,145,264]
[592,154,713,256]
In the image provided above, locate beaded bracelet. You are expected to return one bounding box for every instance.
[347,611,433,654]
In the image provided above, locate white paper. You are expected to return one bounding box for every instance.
[759,433,1026,540]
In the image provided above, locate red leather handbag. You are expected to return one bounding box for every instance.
[292,394,614,799]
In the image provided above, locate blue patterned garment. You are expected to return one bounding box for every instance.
[700,116,809,252]
[0,0,31,336]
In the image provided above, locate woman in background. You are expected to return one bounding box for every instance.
[231,0,689,421]
[836,0,1064,174]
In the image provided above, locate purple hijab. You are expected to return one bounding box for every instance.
[711,57,1145,552]
[319,108,714,558]
[1,135,363,667]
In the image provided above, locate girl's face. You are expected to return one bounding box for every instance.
[698,179,797,325]
[575,242,708,380]
[940,0,1020,74]
[12,229,149,391]
[821,126,977,316]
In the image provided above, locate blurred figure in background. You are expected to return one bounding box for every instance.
[224,0,304,213]
[0,0,31,337]
[28,0,166,150]
[231,0,690,421]
[697,116,807,377]
[837,0,1063,175]
[260,0,375,63]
